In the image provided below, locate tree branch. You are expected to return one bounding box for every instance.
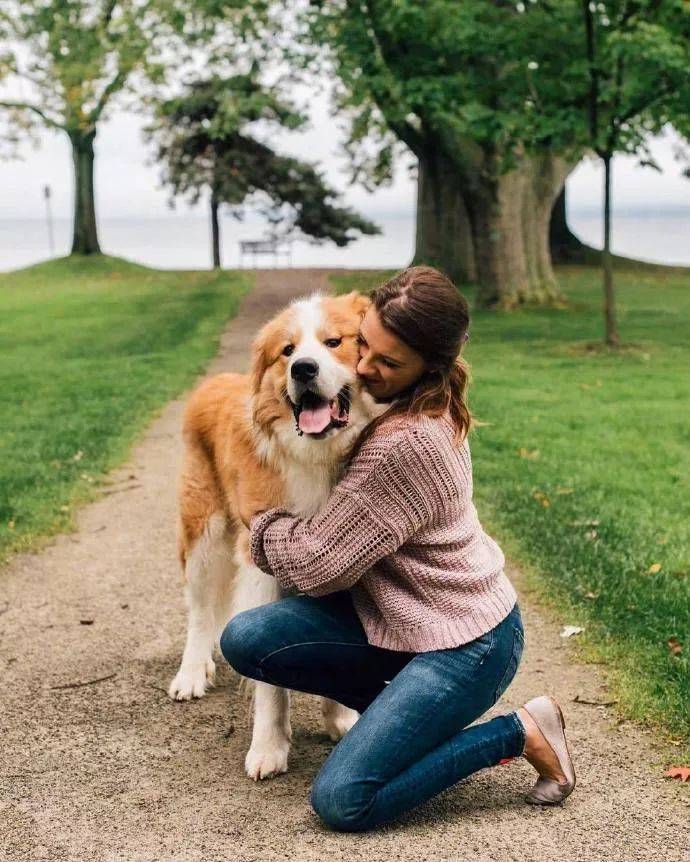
[101,0,118,28]
[353,0,428,158]
[0,100,65,131]
[617,76,675,127]
[582,0,599,145]
[90,67,127,123]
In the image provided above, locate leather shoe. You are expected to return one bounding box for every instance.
[521,695,576,805]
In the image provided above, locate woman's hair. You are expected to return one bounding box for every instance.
[349,265,473,460]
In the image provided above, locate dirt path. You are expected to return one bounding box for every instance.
[1,269,687,862]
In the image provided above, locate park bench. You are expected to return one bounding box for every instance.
[239,236,293,268]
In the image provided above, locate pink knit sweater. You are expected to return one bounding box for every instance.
[249,412,517,652]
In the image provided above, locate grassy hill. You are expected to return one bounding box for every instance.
[0,255,251,562]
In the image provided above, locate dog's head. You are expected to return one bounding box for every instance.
[250,290,381,453]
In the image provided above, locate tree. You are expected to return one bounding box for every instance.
[573,0,690,345]
[300,0,584,307]
[147,74,380,268]
[0,1,267,255]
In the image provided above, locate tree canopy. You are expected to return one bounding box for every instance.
[147,74,380,266]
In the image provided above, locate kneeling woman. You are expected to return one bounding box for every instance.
[221,265,576,832]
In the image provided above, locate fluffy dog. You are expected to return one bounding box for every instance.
[169,289,388,780]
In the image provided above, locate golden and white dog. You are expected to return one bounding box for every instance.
[169,289,387,780]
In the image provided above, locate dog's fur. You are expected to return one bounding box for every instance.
[169,289,389,780]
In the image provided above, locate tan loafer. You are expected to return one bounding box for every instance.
[521,695,576,805]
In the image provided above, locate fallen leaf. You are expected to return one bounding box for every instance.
[560,625,584,638]
[667,637,682,656]
[72,450,84,462]
[647,562,662,575]
[585,529,598,540]
[664,766,690,782]
[7,520,14,530]
[571,518,600,527]
[517,447,540,460]
[556,487,574,495]
[584,591,599,600]
[79,619,94,626]
[532,490,550,507]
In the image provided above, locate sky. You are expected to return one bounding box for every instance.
[1,81,689,224]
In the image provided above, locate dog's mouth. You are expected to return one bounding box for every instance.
[289,386,351,437]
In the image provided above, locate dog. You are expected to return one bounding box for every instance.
[168,288,389,780]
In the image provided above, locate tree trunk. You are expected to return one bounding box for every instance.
[602,154,619,345]
[210,193,221,269]
[412,152,475,284]
[521,153,569,304]
[70,130,101,255]
[550,185,588,263]
[464,163,531,309]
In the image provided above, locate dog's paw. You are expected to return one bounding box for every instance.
[167,658,216,701]
[245,738,290,781]
[323,705,360,741]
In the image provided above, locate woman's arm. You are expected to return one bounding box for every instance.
[248,421,468,597]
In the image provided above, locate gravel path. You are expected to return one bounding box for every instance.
[1,269,687,862]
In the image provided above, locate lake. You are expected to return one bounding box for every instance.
[1,209,689,273]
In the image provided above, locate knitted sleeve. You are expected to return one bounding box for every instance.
[248,419,468,597]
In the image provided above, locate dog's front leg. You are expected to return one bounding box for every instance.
[244,680,292,780]
[169,513,231,700]
[231,553,292,780]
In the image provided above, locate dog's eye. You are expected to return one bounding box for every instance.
[282,344,295,357]
[324,338,342,348]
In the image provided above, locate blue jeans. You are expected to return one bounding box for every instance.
[220,589,526,832]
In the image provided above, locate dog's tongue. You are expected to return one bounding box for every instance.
[298,402,332,434]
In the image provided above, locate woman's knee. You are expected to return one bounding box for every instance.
[219,608,264,677]
[309,770,375,832]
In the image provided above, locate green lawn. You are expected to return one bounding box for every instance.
[331,265,690,755]
[0,255,251,563]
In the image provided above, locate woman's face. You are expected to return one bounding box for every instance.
[356,307,427,400]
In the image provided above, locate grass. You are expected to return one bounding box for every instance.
[331,264,690,757]
[0,255,251,563]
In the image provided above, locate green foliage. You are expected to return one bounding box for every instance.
[147,74,380,245]
[330,263,690,752]
[0,1,273,140]
[300,1,690,182]
[573,1,690,161]
[0,255,250,562]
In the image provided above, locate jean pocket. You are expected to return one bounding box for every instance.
[492,624,525,705]
[447,627,494,669]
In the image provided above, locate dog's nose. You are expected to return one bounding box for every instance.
[291,358,319,383]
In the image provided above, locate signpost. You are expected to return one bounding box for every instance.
[44,185,54,256]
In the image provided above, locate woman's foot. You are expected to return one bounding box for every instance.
[517,705,568,783]
[517,695,576,804]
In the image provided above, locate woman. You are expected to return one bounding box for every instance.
[220,265,576,832]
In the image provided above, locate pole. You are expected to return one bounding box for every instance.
[44,184,55,257]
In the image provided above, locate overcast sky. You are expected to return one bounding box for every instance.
[1,80,689,223]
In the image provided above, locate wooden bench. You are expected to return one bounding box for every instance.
[239,237,293,268]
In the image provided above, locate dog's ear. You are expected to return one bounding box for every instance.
[344,290,371,320]
[249,323,272,393]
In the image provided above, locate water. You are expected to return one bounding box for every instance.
[1,209,688,273]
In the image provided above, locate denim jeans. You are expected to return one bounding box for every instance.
[220,589,526,832]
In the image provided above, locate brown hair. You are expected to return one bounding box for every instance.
[349,265,473,460]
